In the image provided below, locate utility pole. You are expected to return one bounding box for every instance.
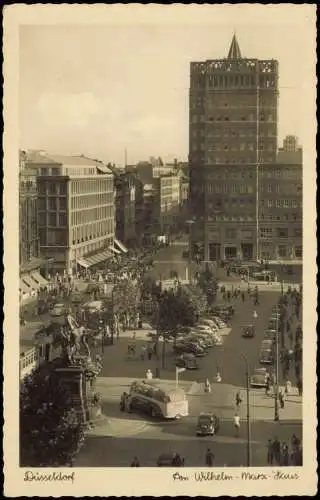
[245,364,252,467]
[274,307,280,421]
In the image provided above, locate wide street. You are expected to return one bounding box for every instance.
[76,285,302,467]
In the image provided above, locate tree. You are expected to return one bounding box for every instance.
[20,367,84,467]
[196,264,219,307]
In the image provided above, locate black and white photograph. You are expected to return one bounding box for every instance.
[3,3,317,497]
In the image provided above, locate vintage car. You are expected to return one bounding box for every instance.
[175,353,198,370]
[196,413,220,436]
[242,324,255,338]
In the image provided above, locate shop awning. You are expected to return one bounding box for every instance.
[21,275,38,291]
[114,238,128,254]
[30,271,48,287]
[20,279,32,294]
[77,250,113,269]
[109,245,121,255]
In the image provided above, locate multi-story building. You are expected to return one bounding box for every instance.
[153,174,181,236]
[25,152,119,273]
[115,172,137,247]
[188,35,302,262]
[277,135,303,165]
[19,151,40,266]
[19,150,50,303]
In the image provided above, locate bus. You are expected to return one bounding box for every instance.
[126,380,189,419]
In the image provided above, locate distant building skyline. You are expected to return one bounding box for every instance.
[19,16,311,165]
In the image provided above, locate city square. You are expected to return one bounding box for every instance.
[10,8,313,484]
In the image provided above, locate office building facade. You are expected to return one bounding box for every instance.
[25,152,116,273]
[189,35,301,262]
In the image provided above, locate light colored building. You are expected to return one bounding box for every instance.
[25,152,120,274]
[154,174,181,235]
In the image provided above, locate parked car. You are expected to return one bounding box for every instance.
[211,316,227,328]
[196,324,216,333]
[183,335,208,349]
[242,324,255,338]
[199,319,218,329]
[264,329,277,341]
[187,333,213,348]
[175,353,198,370]
[261,339,274,350]
[259,348,273,364]
[174,342,206,357]
[250,367,269,388]
[268,319,280,331]
[50,303,66,317]
[196,413,220,436]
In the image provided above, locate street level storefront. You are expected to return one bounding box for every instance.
[77,249,114,270]
[20,270,49,303]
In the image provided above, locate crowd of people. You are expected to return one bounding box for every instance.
[267,434,302,466]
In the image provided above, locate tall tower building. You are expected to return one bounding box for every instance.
[189,35,281,262]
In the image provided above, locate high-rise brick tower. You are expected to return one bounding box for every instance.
[188,35,281,262]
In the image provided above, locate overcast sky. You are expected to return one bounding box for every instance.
[19,6,315,165]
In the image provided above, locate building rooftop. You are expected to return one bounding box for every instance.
[228,33,242,60]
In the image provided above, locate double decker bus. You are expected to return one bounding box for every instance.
[126,380,189,419]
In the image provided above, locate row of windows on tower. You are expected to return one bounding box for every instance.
[191,114,275,123]
[192,143,274,152]
[192,74,276,89]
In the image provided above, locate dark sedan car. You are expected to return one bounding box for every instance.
[242,324,255,338]
[196,413,220,436]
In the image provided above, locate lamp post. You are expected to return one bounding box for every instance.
[274,306,280,421]
[240,353,252,467]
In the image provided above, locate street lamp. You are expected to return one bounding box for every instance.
[240,353,252,467]
[218,348,252,467]
[274,305,280,421]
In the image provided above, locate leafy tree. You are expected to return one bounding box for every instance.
[196,264,219,307]
[20,366,85,467]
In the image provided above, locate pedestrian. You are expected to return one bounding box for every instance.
[227,291,231,301]
[233,412,240,437]
[297,378,302,396]
[281,442,289,466]
[265,377,271,396]
[267,439,274,465]
[204,377,211,393]
[235,391,242,408]
[273,437,281,465]
[147,345,153,361]
[241,292,245,302]
[146,368,153,380]
[141,345,146,360]
[120,392,128,412]
[172,452,183,467]
[205,448,215,466]
[285,379,292,395]
[279,389,285,409]
[215,371,222,383]
[131,456,140,467]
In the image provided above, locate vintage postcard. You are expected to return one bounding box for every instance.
[3,3,317,497]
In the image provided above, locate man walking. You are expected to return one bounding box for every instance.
[267,439,274,465]
[233,412,240,437]
[273,437,281,465]
[205,448,215,466]
[235,391,242,409]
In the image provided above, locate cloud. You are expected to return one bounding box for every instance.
[37,92,103,129]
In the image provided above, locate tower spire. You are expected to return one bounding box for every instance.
[227,33,242,59]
